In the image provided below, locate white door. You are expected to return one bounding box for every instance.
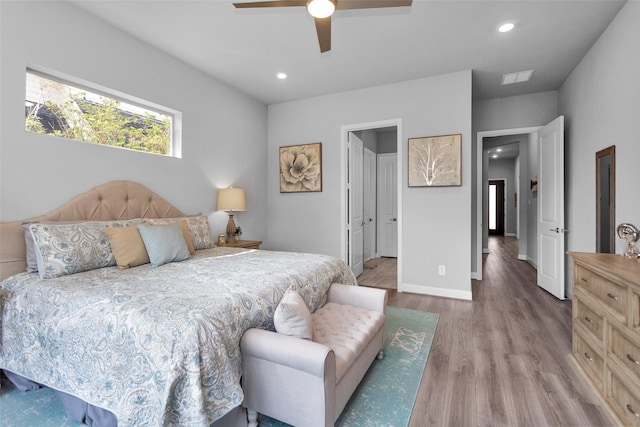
[377,153,397,257]
[363,148,376,261]
[538,116,566,300]
[349,132,364,276]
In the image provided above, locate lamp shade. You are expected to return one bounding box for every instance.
[216,188,246,212]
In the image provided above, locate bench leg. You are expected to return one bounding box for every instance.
[377,349,384,360]
[247,409,258,427]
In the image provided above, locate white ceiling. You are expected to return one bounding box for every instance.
[70,0,625,105]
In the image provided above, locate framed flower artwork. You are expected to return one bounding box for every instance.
[279,142,323,193]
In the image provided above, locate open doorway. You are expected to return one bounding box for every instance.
[341,119,402,290]
[476,117,566,300]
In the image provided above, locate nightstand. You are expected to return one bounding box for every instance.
[218,240,262,249]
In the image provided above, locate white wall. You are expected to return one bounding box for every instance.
[268,71,472,299]
[472,91,558,275]
[0,1,268,240]
[559,1,640,274]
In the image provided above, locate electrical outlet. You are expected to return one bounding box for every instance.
[438,265,446,276]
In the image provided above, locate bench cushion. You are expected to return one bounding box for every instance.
[312,302,385,382]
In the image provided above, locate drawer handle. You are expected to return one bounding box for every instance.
[627,354,640,365]
[607,293,619,301]
[627,404,640,418]
[584,316,594,324]
[584,352,593,361]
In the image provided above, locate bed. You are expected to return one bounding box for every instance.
[0,181,356,426]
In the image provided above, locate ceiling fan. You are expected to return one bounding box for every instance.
[233,0,412,53]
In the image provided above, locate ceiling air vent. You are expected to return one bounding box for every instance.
[502,70,534,85]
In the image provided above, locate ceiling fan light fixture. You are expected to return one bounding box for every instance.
[307,0,335,19]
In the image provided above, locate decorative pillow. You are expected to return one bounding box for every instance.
[273,288,313,340]
[29,222,120,279]
[22,223,39,273]
[139,219,196,255]
[145,214,214,250]
[137,224,190,267]
[105,227,150,269]
[25,219,142,275]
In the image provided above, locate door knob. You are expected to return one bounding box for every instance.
[391,218,397,222]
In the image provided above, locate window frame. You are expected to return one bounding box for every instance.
[25,66,182,158]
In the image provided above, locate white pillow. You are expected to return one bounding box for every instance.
[273,288,313,340]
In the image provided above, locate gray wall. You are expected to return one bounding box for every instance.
[268,71,473,299]
[0,1,268,240]
[559,1,640,294]
[377,130,398,154]
[526,133,539,267]
[472,91,558,275]
[488,158,517,235]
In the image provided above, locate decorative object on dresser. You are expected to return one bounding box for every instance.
[617,223,640,259]
[216,187,246,243]
[217,239,262,250]
[569,252,640,426]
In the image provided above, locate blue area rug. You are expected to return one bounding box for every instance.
[0,306,438,427]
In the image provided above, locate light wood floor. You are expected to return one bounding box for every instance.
[357,257,397,289]
[358,236,617,427]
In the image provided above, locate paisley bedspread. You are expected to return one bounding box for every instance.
[0,248,356,426]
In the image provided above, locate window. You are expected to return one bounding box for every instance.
[25,69,180,157]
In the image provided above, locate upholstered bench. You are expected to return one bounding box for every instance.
[240,283,387,427]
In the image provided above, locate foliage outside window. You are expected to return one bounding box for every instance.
[25,70,175,156]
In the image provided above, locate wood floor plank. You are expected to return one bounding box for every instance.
[362,236,618,426]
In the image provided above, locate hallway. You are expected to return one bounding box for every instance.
[383,236,616,426]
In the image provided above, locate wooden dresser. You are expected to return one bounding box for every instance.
[569,252,640,425]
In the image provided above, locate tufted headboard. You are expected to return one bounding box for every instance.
[0,180,187,281]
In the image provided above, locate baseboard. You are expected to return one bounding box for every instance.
[517,254,527,261]
[482,248,490,254]
[470,272,481,280]
[526,256,537,269]
[505,233,517,237]
[399,282,472,301]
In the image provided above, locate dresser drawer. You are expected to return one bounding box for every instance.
[576,297,604,342]
[609,368,640,426]
[610,324,640,381]
[574,330,604,389]
[633,287,640,334]
[576,267,627,321]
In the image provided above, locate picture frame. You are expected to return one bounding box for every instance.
[408,134,461,187]
[279,142,323,193]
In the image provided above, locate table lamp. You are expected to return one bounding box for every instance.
[217,187,246,243]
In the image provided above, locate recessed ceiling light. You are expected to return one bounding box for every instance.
[502,70,534,85]
[496,148,502,152]
[492,154,499,159]
[498,22,515,33]
[276,72,287,80]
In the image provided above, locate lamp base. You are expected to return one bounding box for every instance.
[226,213,237,243]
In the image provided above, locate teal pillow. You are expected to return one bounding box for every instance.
[137,224,190,267]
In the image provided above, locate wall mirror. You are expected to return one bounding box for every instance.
[596,145,616,253]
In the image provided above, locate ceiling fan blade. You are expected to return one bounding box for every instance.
[314,17,332,53]
[233,1,307,9]
[335,0,412,10]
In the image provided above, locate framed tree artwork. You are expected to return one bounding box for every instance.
[279,142,323,193]
[408,134,461,187]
